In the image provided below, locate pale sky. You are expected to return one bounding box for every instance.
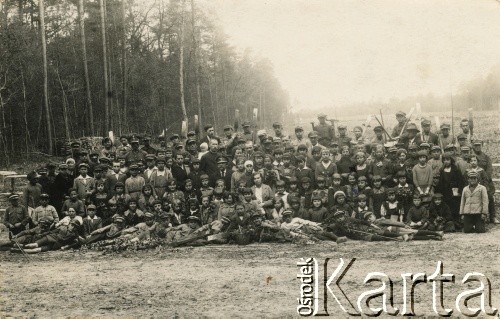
[201,0,500,110]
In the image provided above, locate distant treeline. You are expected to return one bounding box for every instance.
[301,64,500,118]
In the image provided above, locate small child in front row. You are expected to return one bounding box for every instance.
[427,193,454,232]
[371,175,386,218]
[406,194,429,229]
[351,194,372,221]
[380,188,404,222]
[304,195,328,223]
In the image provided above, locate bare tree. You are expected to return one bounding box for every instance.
[39,0,53,154]
[178,0,188,123]
[78,0,94,135]
[100,0,109,134]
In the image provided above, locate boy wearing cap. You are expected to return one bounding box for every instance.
[313,113,335,146]
[4,194,30,238]
[438,124,454,150]
[124,164,145,201]
[392,111,407,138]
[83,205,103,237]
[460,171,488,233]
[419,119,439,146]
[124,138,147,165]
[31,194,59,226]
[334,124,352,148]
[73,163,95,202]
[85,215,126,243]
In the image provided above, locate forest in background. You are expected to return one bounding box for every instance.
[0,0,290,162]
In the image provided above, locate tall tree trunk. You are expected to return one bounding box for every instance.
[39,0,53,154]
[121,0,127,134]
[100,0,109,135]
[78,0,94,135]
[178,0,188,123]
[56,68,71,140]
[190,0,202,131]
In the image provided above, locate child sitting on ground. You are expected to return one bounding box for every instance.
[427,193,454,232]
[406,194,429,229]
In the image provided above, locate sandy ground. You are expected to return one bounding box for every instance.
[0,226,499,318]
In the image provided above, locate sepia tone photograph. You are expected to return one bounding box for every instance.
[0,0,499,317]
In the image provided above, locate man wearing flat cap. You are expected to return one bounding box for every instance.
[141,136,157,155]
[437,123,454,150]
[124,137,147,165]
[241,121,257,144]
[313,113,335,146]
[3,194,30,238]
[199,124,221,147]
[333,124,352,148]
[391,111,407,138]
[419,119,439,146]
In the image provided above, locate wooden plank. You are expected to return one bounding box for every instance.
[493,163,500,167]
[4,175,27,179]
[0,171,17,176]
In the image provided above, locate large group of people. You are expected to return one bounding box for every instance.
[2,111,497,253]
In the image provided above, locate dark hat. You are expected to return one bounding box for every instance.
[249,212,263,220]
[416,150,428,158]
[79,163,89,169]
[187,131,196,136]
[329,141,339,147]
[406,123,419,132]
[129,164,139,170]
[333,211,346,218]
[242,187,253,194]
[114,182,125,188]
[308,131,318,138]
[242,121,251,127]
[70,141,81,147]
[300,177,311,184]
[99,157,111,164]
[200,174,209,180]
[145,154,156,161]
[90,150,99,157]
[433,193,443,199]
[114,216,125,223]
[191,158,200,164]
[408,144,418,150]
[357,194,367,201]
[396,111,406,117]
[186,139,197,145]
[187,216,201,224]
[311,194,322,201]
[295,126,304,132]
[40,193,50,199]
[457,133,467,140]
[282,210,293,217]
[440,123,450,130]
[317,113,327,118]
[421,119,431,126]
[372,175,382,181]
[338,124,347,129]
[263,138,273,144]
[204,124,214,131]
[223,125,233,131]
[170,134,180,140]
[373,126,383,132]
[272,122,282,128]
[87,204,96,210]
[467,170,478,178]
[419,142,430,149]
[216,157,228,164]
[130,137,140,144]
[444,144,455,151]
[431,145,441,152]
[386,187,396,194]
